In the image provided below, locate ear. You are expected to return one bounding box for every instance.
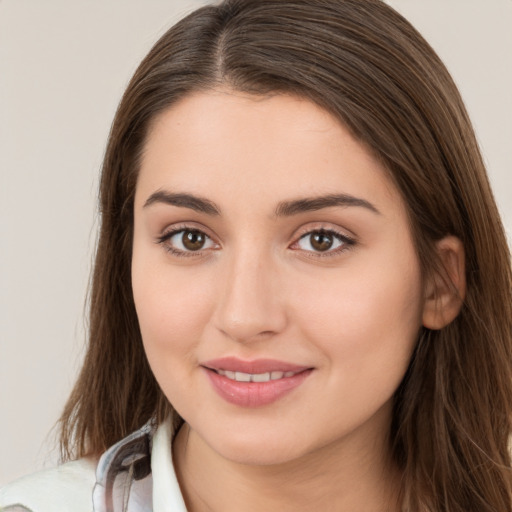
[422,236,466,330]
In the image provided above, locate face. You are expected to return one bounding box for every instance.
[132,90,425,466]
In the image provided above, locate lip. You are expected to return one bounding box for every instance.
[201,357,313,407]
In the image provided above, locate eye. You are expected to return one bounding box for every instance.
[293,229,355,256]
[157,227,217,257]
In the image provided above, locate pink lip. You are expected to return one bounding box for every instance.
[201,357,313,407]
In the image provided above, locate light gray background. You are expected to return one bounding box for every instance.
[1,0,511,486]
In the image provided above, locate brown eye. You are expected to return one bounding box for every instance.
[182,230,206,251]
[295,229,354,256]
[310,232,334,252]
[160,228,216,256]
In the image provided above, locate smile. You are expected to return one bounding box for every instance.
[215,369,299,382]
[202,357,313,407]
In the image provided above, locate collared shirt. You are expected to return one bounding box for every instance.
[0,419,187,512]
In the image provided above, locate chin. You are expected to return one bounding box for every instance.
[218,441,303,467]
[197,422,318,467]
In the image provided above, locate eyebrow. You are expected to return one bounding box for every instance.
[275,194,380,216]
[143,190,380,216]
[144,191,220,215]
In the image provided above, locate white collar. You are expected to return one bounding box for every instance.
[152,419,188,512]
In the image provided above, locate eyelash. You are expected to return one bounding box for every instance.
[156,225,217,259]
[292,227,356,258]
[156,225,356,259]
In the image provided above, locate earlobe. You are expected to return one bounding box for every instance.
[422,236,466,330]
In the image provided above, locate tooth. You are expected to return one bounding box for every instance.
[251,372,271,382]
[220,370,294,382]
[235,372,251,382]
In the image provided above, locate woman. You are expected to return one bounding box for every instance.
[1,0,511,510]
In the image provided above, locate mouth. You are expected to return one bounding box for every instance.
[213,369,304,382]
[202,356,311,375]
[201,357,314,407]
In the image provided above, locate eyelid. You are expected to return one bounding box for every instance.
[292,222,356,242]
[158,221,217,241]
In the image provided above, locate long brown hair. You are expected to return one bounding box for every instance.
[59,1,512,509]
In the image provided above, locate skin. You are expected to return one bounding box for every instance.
[132,90,434,511]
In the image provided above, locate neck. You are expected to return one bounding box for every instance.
[172,412,402,512]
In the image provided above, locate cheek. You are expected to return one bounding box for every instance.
[131,253,216,366]
[292,256,423,375]
[289,263,423,430]
[132,264,216,412]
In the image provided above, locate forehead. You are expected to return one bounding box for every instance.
[136,90,402,216]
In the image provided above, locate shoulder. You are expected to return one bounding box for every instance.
[0,419,184,512]
[0,458,97,512]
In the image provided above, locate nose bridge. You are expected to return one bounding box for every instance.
[214,241,287,342]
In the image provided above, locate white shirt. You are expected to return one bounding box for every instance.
[0,419,188,512]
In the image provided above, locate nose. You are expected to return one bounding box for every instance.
[213,248,288,343]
